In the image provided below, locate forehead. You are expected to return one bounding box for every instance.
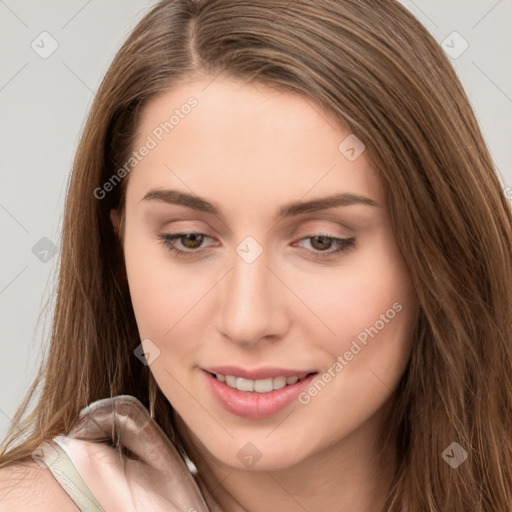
[126,76,384,214]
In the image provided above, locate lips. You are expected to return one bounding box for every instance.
[201,366,318,419]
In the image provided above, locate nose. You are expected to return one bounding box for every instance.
[216,244,289,348]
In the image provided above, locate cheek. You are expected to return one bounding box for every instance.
[292,231,415,351]
[123,225,208,342]
[302,237,416,409]
[291,233,417,410]
[289,249,416,451]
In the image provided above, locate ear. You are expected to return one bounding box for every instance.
[110,209,121,237]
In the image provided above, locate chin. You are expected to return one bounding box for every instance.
[202,436,310,472]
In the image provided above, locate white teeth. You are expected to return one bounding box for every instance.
[214,373,309,393]
[272,376,286,390]
[253,378,273,393]
[225,375,237,387]
[236,378,254,392]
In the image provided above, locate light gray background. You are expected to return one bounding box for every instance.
[1,0,511,441]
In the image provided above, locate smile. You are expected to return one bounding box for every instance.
[201,367,319,419]
[210,372,311,393]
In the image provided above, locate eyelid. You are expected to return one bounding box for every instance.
[292,218,355,235]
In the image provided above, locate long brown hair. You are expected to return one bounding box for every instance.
[2,0,512,509]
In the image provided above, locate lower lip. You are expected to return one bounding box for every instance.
[202,370,317,419]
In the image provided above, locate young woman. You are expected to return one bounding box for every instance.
[1,0,511,510]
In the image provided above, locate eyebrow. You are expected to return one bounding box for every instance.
[141,189,381,219]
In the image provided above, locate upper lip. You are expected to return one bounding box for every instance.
[202,365,318,380]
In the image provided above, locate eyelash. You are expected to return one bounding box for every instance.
[156,232,356,260]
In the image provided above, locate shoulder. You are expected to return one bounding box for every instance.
[0,456,80,511]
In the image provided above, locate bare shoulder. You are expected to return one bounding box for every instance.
[0,456,80,511]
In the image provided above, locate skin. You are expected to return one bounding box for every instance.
[111,75,418,512]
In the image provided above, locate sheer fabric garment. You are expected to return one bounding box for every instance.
[36,395,224,512]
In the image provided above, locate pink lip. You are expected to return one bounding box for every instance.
[202,365,316,380]
[202,369,318,419]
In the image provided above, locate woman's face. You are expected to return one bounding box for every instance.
[114,76,418,470]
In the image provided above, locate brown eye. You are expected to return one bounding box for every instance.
[178,233,206,249]
[295,234,356,260]
[157,232,213,258]
[309,236,335,251]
